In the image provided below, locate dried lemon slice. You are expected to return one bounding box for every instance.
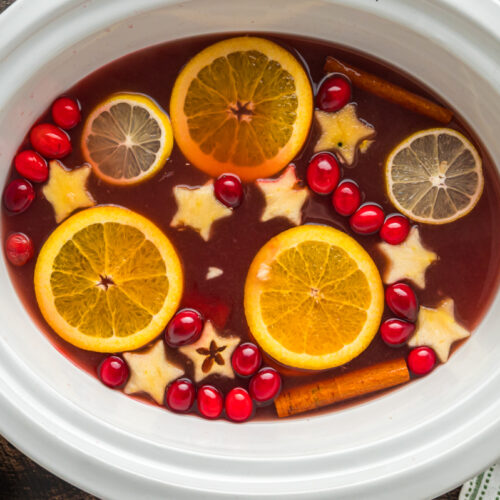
[386,128,483,224]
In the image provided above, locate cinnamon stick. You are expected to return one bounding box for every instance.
[275,358,409,418]
[324,56,453,124]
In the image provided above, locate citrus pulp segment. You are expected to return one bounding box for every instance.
[386,128,483,224]
[34,206,183,352]
[82,93,173,185]
[170,36,313,181]
[244,225,384,370]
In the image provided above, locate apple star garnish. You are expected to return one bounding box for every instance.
[409,298,470,362]
[124,340,184,404]
[378,226,437,288]
[257,165,308,225]
[42,160,95,223]
[171,181,232,241]
[179,321,239,383]
[314,104,374,165]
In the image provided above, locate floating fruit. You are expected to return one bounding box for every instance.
[249,367,281,403]
[214,173,244,208]
[30,123,72,159]
[385,128,483,224]
[380,319,415,346]
[3,179,35,213]
[170,36,313,181]
[34,206,183,352]
[98,356,129,388]
[244,225,384,370]
[166,378,196,412]
[306,152,340,195]
[332,180,361,216]
[51,97,81,129]
[225,387,253,422]
[316,74,351,112]
[380,214,410,245]
[82,93,173,185]
[5,232,34,266]
[350,203,384,235]
[197,385,223,419]
[14,150,48,183]
[165,309,204,347]
[385,283,418,322]
[407,346,436,375]
[231,342,262,377]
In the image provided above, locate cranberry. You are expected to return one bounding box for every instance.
[30,123,71,159]
[165,308,203,347]
[249,367,282,404]
[5,233,34,266]
[225,387,254,422]
[332,180,361,216]
[407,346,436,376]
[385,283,418,322]
[166,378,195,412]
[3,179,35,213]
[306,152,340,195]
[316,74,351,112]
[197,385,223,419]
[214,173,243,208]
[349,203,384,234]
[380,318,415,346]
[232,343,262,377]
[51,96,81,129]
[380,214,410,245]
[14,150,48,183]
[98,356,129,388]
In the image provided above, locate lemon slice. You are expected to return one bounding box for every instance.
[34,206,183,352]
[170,36,313,181]
[386,128,483,224]
[82,93,173,185]
[244,225,384,370]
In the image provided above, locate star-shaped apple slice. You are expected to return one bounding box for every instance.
[42,160,95,223]
[256,165,308,225]
[314,104,374,165]
[170,181,232,241]
[179,321,239,383]
[124,339,184,405]
[408,298,470,362]
[378,226,437,288]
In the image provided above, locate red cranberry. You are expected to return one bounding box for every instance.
[316,74,351,112]
[30,123,71,159]
[249,367,282,404]
[306,152,340,195]
[165,309,203,347]
[14,150,48,183]
[197,385,223,419]
[98,356,129,388]
[166,378,195,412]
[232,343,262,377]
[214,174,243,208]
[380,318,415,346]
[407,346,436,376]
[350,203,384,234]
[380,214,410,245]
[5,233,34,266]
[51,96,81,129]
[3,179,35,213]
[225,387,254,422]
[332,180,361,216]
[385,283,418,322]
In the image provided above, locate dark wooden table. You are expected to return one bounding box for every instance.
[0,0,462,498]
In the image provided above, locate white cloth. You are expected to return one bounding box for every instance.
[460,463,500,500]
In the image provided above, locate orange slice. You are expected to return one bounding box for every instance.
[170,36,313,181]
[244,225,384,370]
[34,206,183,352]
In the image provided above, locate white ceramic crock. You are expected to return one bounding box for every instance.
[0,0,499,498]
